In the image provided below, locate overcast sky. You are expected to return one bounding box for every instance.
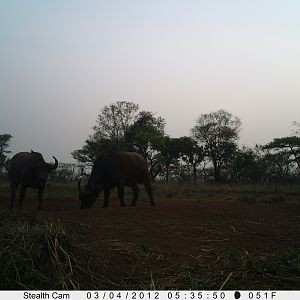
[1,1,300,162]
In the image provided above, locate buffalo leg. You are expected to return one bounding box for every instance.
[10,183,17,210]
[37,188,44,211]
[18,185,26,209]
[117,183,126,207]
[144,180,155,206]
[131,184,140,206]
[103,188,110,208]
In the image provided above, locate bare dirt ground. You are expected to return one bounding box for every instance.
[48,195,300,289]
[1,192,300,289]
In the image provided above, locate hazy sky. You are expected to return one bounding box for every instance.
[1,1,300,162]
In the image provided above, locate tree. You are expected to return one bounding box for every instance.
[191,110,241,181]
[176,136,204,183]
[93,101,139,141]
[226,146,260,183]
[125,111,166,180]
[158,137,182,182]
[261,151,294,182]
[264,136,300,169]
[0,134,12,176]
[72,101,139,163]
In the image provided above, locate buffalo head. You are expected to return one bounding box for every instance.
[77,178,101,209]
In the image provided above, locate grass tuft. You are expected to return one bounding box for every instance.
[0,209,96,290]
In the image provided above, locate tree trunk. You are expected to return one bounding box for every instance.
[193,163,197,183]
[166,166,169,182]
[213,161,221,182]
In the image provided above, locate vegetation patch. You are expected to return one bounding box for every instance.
[227,249,300,289]
[147,249,300,290]
[0,209,96,290]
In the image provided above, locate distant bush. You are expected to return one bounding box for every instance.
[48,163,84,182]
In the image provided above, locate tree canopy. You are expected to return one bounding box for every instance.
[191,110,241,181]
[264,136,300,169]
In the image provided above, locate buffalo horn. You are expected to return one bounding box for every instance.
[47,156,58,171]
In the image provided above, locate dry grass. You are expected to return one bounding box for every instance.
[0,209,100,290]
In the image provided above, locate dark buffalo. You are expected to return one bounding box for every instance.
[78,152,155,209]
[8,150,58,210]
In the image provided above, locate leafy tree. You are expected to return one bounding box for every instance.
[125,111,166,180]
[264,136,300,169]
[191,110,241,181]
[125,111,165,155]
[158,137,182,182]
[72,101,139,163]
[259,150,294,182]
[226,146,260,183]
[0,134,12,176]
[93,101,139,141]
[176,136,204,183]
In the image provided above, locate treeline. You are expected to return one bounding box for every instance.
[72,101,300,183]
[1,101,300,183]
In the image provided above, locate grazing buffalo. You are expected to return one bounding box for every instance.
[78,151,155,209]
[8,150,58,210]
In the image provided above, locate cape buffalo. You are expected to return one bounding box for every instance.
[8,150,58,210]
[78,152,155,209]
